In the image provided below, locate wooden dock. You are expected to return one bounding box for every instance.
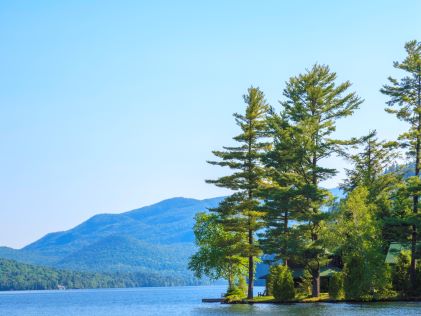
[202,298,225,303]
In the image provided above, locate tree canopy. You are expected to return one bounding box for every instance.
[190,40,421,302]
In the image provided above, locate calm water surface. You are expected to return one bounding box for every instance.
[0,286,419,316]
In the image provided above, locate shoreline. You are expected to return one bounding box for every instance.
[203,295,421,305]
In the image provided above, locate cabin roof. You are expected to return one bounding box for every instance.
[385,242,421,264]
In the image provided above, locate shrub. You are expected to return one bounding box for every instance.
[296,269,312,297]
[392,250,411,296]
[344,254,392,301]
[268,265,295,301]
[224,285,245,302]
[392,250,421,296]
[329,272,344,300]
[344,256,370,300]
[237,276,248,296]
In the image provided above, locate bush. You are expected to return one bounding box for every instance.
[392,250,421,296]
[392,250,411,296]
[224,285,245,302]
[344,256,370,300]
[268,265,295,301]
[344,255,392,301]
[237,276,248,296]
[329,272,344,300]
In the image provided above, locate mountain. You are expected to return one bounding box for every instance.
[0,190,344,286]
[0,197,225,283]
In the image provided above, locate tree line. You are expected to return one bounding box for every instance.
[0,258,197,291]
[189,40,421,301]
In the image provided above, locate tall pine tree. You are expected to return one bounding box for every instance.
[341,131,399,204]
[280,64,363,297]
[207,87,270,299]
[381,40,421,290]
[259,112,301,268]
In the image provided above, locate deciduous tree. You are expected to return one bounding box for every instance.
[188,212,247,290]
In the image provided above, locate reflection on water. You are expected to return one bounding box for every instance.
[0,286,419,316]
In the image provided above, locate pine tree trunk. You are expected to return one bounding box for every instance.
[311,269,320,298]
[411,221,417,290]
[412,71,421,291]
[311,151,320,298]
[284,211,288,267]
[248,229,254,299]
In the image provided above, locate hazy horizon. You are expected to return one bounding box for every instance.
[1,0,420,248]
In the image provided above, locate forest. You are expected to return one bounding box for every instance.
[189,40,421,302]
[0,258,194,291]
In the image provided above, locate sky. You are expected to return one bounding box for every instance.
[0,0,420,248]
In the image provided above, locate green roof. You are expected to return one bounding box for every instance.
[320,267,341,277]
[291,267,341,278]
[260,266,341,280]
[385,242,421,264]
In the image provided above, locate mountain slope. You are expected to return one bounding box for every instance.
[57,235,194,275]
[0,197,225,283]
[0,191,342,286]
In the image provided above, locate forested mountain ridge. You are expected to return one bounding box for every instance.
[0,193,343,288]
[0,197,225,284]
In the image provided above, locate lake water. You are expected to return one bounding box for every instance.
[0,286,420,315]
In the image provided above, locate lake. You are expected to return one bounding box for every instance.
[0,286,420,315]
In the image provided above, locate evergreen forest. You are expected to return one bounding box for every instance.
[189,40,421,302]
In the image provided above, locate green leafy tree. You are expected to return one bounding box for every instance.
[207,87,270,299]
[329,272,345,300]
[381,40,421,289]
[279,64,363,297]
[392,250,412,296]
[268,265,295,301]
[188,212,247,290]
[332,187,392,301]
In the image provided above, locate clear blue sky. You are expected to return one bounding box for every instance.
[0,0,420,248]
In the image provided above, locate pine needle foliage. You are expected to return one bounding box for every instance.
[381,40,421,289]
[207,86,270,299]
[278,64,363,297]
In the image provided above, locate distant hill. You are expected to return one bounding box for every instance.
[0,258,191,291]
[0,197,225,284]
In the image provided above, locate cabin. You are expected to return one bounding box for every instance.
[259,265,341,293]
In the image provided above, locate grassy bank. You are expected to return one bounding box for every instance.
[223,293,421,304]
